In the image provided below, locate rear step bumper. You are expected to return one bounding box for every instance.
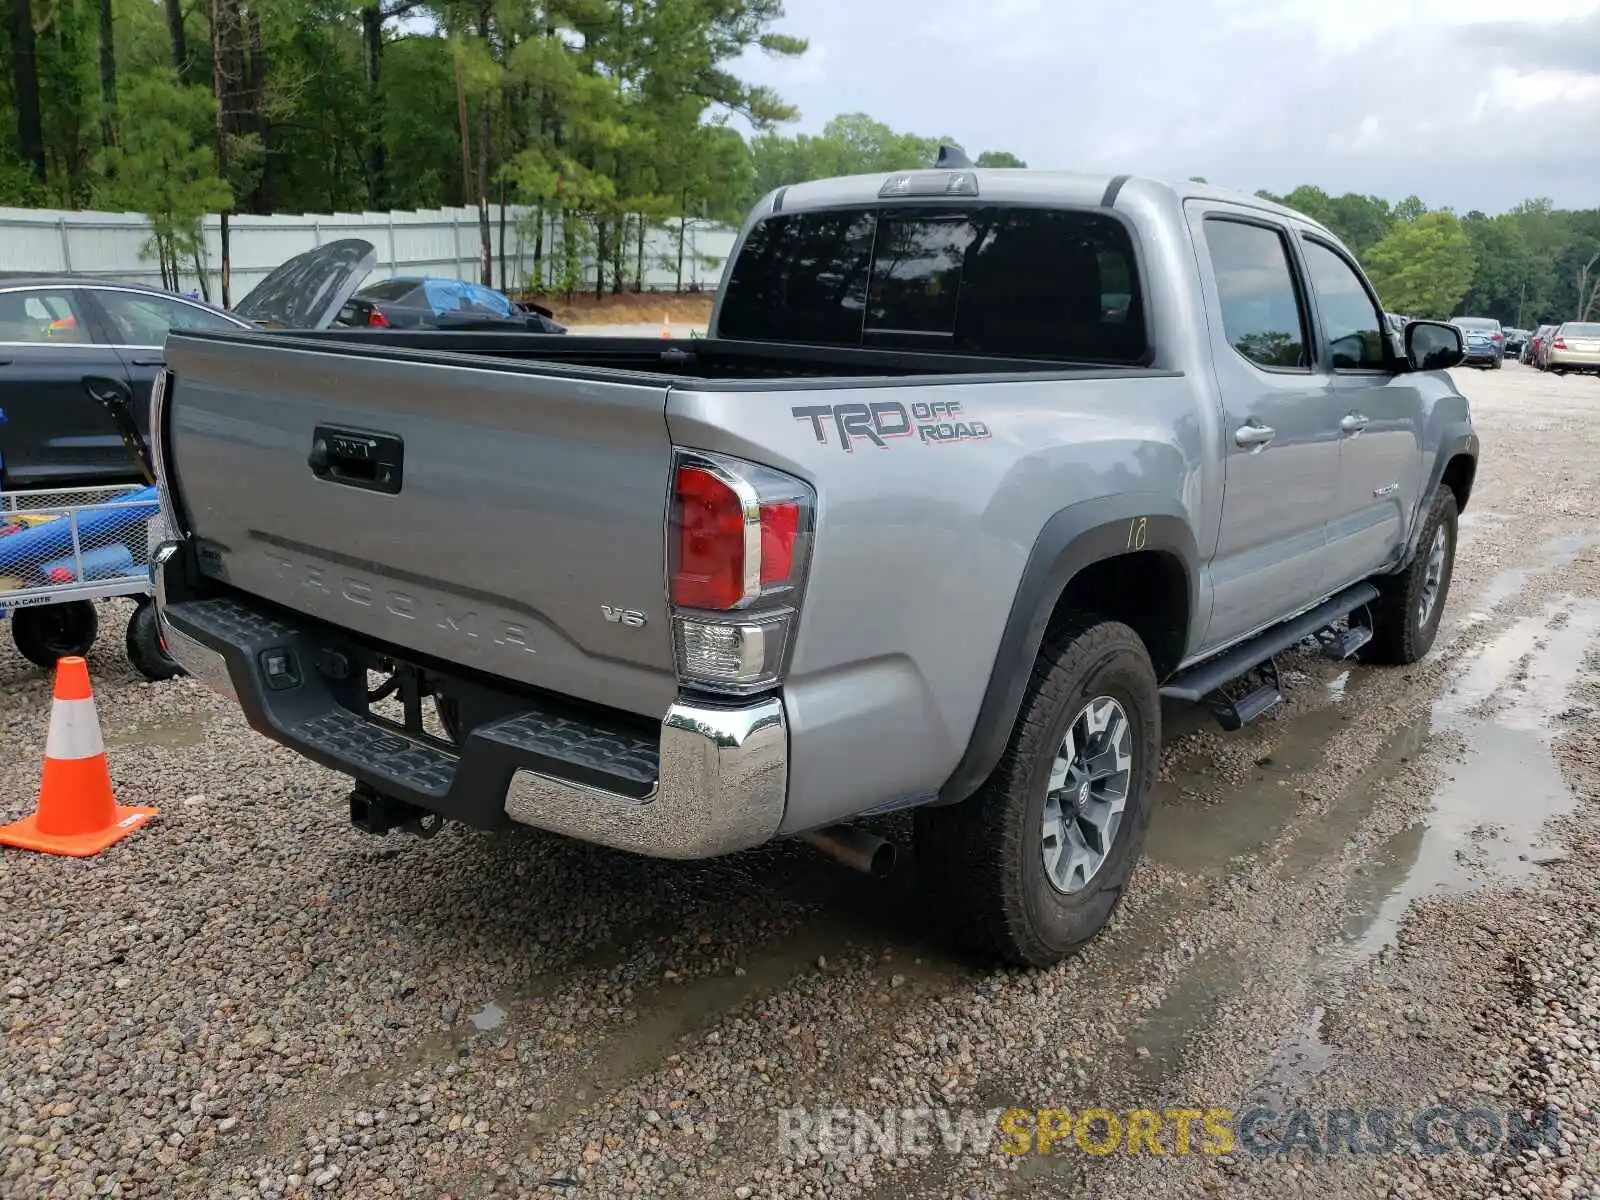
[151,542,788,859]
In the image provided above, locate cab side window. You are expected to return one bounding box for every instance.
[1300,239,1387,370]
[1203,218,1309,370]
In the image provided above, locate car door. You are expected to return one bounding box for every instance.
[1187,206,1345,650]
[84,287,251,438]
[0,284,138,489]
[1295,234,1425,590]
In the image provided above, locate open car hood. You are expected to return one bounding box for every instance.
[231,238,377,330]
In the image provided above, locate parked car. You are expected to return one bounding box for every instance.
[334,277,566,333]
[1528,323,1559,368]
[1545,321,1600,375]
[149,166,1477,968]
[1502,328,1529,357]
[0,240,375,488]
[1451,316,1504,368]
[0,239,568,489]
[1526,324,1548,365]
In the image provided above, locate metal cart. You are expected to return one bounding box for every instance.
[0,377,182,679]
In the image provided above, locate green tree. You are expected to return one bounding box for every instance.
[96,70,231,288]
[1365,210,1477,318]
[977,150,1027,168]
[1459,213,1533,323]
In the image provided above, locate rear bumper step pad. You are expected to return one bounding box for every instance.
[152,543,788,859]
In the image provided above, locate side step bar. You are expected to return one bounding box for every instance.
[1161,582,1379,729]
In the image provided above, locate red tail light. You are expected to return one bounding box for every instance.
[671,466,804,610]
[1553,337,1567,350]
[672,465,752,610]
[1492,331,1504,341]
[367,308,390,328]
[760,502,800,586]
[668,452,814,694]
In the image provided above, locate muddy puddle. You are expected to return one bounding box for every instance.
[1146,692,1379,877]
[105,711,213,749]
[1240,597,1599,1109]
[1114,596,1598,1114]
[1465,530,1600,618]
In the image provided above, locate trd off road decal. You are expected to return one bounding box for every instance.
[791,400,991,452]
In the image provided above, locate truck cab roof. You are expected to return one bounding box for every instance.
[751,168,1335,239]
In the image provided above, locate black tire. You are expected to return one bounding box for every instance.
[1357,487,1458,666]
[11,601,99,669]
[1492,357,1502,370]
[125,599,185,681]
[914,617,1161,968]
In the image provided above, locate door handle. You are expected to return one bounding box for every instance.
[1234,421,1276,451]
[1340,413,1369,435]
[129,357,166,367]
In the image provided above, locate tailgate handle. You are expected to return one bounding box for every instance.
[309,425,403,495]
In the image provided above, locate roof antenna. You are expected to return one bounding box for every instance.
[935,144,973,169]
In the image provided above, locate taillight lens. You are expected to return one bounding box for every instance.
[759,502,800,587]
[672,465,753,610]
[367,308,390,328]
[668,452,813,695]
[1554,337,1567,350]
[1492,331,1504,341]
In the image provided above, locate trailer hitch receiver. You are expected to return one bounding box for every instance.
[349,783,445,839]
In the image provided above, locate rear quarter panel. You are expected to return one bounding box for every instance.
[668,370,1214,833]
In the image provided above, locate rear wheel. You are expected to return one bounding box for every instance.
[125,598,185,681]
[1357,486,1458,665]
[914,616,1160,967]
[11,601,99,669]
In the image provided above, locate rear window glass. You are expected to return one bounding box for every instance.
[359,279,422,302]
[1560,323,1600,337]
[1452,317,1500,330]
[718,205,1146,363]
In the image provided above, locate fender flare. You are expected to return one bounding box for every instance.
[1402,427,1478,565]
[937,495,1199,804]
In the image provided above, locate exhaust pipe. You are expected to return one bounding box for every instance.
[801,825,897,879]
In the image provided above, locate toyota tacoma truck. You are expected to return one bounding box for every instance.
[148,158,1478,967]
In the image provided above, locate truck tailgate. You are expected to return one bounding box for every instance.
[161,333,678,717]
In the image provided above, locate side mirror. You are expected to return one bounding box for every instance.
[1404,320,1465,372]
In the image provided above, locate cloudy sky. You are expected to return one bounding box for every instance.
[733,0,1600,214]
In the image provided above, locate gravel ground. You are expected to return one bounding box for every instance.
[2,362,1598,1200]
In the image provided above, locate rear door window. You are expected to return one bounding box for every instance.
[1201,219,1310,370]
[718,205,1147,363]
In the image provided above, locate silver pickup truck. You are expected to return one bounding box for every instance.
[149,161,1478,967]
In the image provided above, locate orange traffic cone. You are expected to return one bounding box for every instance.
[0,656,156,857]
[660,313,672,339]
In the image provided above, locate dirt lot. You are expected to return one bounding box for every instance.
[2,363,1598,1200]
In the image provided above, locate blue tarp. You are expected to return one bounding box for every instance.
[419,279,514,319]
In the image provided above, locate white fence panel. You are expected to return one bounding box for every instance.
[0,204,735,304]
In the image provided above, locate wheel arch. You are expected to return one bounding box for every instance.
[936,498,1198,805]
[1401,429,1478,566]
